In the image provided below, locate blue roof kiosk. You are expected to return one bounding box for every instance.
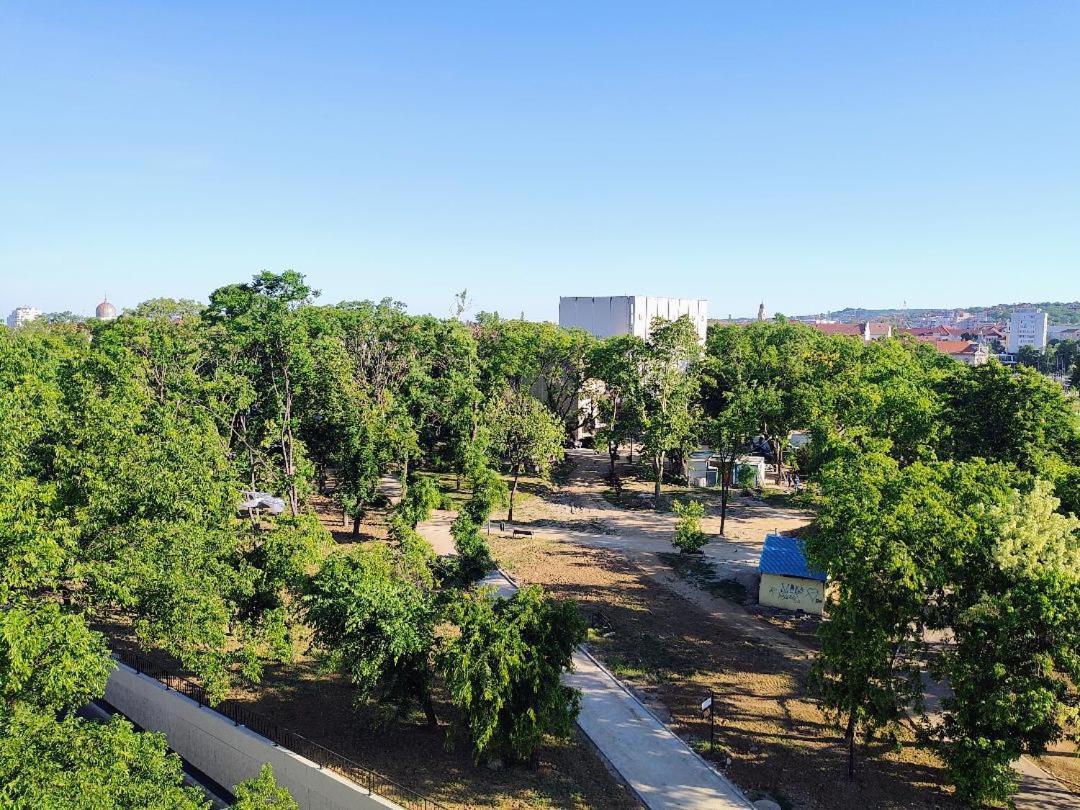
[757,534,827,614]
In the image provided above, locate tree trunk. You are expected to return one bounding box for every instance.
[609,443,618,480]
[720,466,729,536]
[421,693,439,728]
[845,712,857,780]
[653,452,664,503]
[352,513,361,537]
[509,467,521,522]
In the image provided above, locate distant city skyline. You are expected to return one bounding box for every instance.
[2,3,1079,321]
[7,287,1078,325]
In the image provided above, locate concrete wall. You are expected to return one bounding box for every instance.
[758,573,825,614]
[104,663,399,810]
[559,296,634,339]
[631,296,708,343]
[559,295,709,343]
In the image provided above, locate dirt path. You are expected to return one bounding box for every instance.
[506,448,1077,810]
[418,514,754,809]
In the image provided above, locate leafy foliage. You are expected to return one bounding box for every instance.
[487,392,565,521]
[671,500,707,553]
[441,585,586,764]
[232,764,299,810]
[305,546,440,724]
[0,706,209,810]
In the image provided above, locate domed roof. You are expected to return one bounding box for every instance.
[96,297,117,320]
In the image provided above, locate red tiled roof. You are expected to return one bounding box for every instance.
[934,325,964,337]
[810,323,863,336]
[865,321,892,337]
[919,338,978,355]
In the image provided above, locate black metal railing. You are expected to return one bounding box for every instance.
[113,648,447,810]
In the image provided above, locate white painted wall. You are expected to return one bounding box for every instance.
[1008,310,1048,352]
[559,296,708,343]
[104,663,401,810]
[758,573,825,614]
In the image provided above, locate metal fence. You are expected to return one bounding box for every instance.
[113,648,447,810]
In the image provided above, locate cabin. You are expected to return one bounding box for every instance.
[757,534,826,614]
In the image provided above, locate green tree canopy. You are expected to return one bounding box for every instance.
[441,585,585,764]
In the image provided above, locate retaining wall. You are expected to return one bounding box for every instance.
[104,663,399,810]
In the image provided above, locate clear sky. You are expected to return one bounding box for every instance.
[2,2,1078,321]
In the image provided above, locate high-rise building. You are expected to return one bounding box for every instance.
[1007,310,1048,353]
[6,306,41,328]
[558,296,709,343]
[95,297,118,321]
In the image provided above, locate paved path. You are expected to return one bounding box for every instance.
[418,516,753,809]
[1013,757,1079,809]
[517,449,1078,809]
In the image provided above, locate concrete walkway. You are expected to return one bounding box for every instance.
[567,646,753,810]
[512,449,1078,809]
[418,513,753,810]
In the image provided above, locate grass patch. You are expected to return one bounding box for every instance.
[657,552,749,605]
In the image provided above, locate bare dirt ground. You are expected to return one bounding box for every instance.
[490,532,956,810]
[496,449,1079,809]
[100,489,637,810]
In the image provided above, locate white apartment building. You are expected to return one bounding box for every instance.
[558,296,709,343]
[1007,310,1048,353]
[6,306,41,328]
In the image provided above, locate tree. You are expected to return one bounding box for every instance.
[587,334,647,479]
[942,361,1078,478]
[0,602,113,712]
[441,585,585,764]
[809,448,1080,803]
[700,327,775,534]
[205,271,319,515]
[0,707,210,810]
[460,466,509,525]
[126,298,205,321]
[232,764,299,810]
[398,475,442,529]
[304,546,439,725]
[449,513,496,584]
[475,316,595,440]
[639,317,701,501]
[1015,344,1042,370]
[931,477,1080,806]
[671,500,707,553]
[806,451,939,779]
[487,393,564,522]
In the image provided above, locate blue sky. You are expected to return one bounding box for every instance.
[1,2,1078,320]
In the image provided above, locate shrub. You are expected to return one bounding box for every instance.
[304,547,439,725]
[449,514,495,583]
[232,764,298,810]
[671,500,707,553]
[399,476,442,528]
[441,585,585,764]
[462,467,509,525]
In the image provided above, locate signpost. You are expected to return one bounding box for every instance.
[700,692,715,754]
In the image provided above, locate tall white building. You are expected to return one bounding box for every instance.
[1007,310,1048,353]
[6,306,41,328]
[558,296,708,343]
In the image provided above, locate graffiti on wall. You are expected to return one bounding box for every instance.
[760,574,824,613]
